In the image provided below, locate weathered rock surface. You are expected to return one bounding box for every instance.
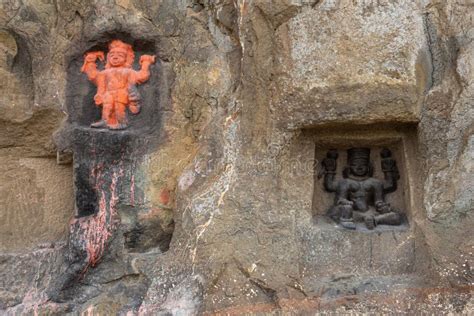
[273,0,429,128]
[0,0,472,314]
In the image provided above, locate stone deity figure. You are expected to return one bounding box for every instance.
[81,40,155,130]
[320,147,402,230]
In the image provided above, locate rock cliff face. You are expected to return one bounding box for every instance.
[0,0,472,314]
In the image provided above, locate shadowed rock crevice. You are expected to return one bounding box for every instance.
[0,29,34,124]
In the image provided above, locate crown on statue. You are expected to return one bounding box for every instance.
[347,147,371,163]
[109,40,132,53]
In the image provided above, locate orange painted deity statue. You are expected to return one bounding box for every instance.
[81,40,156,130]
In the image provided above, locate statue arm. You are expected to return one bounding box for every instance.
[81,52,104,84]
[133,55,156,84]
[382,172,398,193]
[335,182,349,203]
[374,181,385,204]
[374,180,394,214]
[322,150,338,192]
[380,148,399,193]
[324,173,337,192]
[94,73,106,105]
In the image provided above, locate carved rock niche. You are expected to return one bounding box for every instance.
[50,34,173,297]
[309,125,420,232]
[280,125,425,279]
[66,37,160,132]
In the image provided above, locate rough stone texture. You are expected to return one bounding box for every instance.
[0,244,66,311]
[0,0,472,314]
[273,0,430,128]
[0,158,72,252]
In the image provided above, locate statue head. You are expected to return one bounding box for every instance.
[106,40,134,69]
[343,148,373,178]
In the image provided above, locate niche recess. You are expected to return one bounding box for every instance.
[282,123,431,282]
[61,32,173,253]
[66,34,161,131]
[0,30,34,122]
[307,123,421,230]
[276,123,428,280]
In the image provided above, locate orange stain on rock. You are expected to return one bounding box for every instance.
[159,188,170,205]
[81,40,156,130]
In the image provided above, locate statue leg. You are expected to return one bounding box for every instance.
[91,102,112,128]
[327,205,355,229]
[327,205,341,222]
[109,102,128,130]
[106,101,119,128]
[375,212,402,226]
[339,205,356,230]
[360,210,377,230]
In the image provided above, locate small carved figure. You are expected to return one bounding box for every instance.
[81,40,155,130]
[321,147,402,230]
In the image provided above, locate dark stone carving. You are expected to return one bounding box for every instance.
[320,147,403,230]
